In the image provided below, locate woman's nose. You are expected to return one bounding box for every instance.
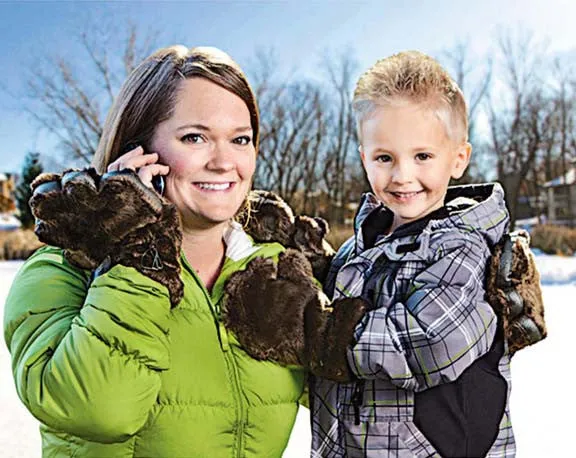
[206,142,235,171]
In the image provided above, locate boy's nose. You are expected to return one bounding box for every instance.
[207,142,235,171]
[391,162,414,183]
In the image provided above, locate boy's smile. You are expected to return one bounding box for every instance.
[359,99,471,232]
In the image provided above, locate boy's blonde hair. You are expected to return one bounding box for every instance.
[353,50,468,144]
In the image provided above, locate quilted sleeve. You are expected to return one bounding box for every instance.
[3,246,172,443]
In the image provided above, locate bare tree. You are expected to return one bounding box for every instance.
[254,74,326,212]
[487,28,549,227]
[441,40,492,183]
[551,58,576,226]
[22,22,159,165]
[320,50,359,224]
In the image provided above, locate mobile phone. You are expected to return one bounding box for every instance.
[151,175,165,196]
[122,142,165,196]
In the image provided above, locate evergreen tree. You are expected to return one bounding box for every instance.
[15,152,43,229]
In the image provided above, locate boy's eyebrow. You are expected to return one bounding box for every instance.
[176,123,252,133]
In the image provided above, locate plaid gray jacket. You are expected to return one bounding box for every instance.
[311,183,514,457]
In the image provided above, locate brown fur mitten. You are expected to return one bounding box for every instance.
[239,190,295,246]
[223,249,328,366]
[240,189,336,283]
[30,168,183,307]
[486,230,546,354]
[291,215,335,283]
[305,297,367,382]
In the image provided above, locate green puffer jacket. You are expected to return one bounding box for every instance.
[3,223,306,457]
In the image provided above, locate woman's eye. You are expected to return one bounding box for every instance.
[233,135,251,146]
[181,133,205,144]
[376,154,392,163]
[416,152,432,161]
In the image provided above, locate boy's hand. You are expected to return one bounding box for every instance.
[486,230,546,354]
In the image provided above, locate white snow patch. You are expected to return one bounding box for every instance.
[0,257,574,457]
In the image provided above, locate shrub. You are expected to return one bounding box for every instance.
[15,152,43,229]
[1,229,44,260]
[530,224,576,256]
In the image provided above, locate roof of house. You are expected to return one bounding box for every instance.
[543,168,575,187]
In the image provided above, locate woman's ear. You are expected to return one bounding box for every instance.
[451,142,472,180]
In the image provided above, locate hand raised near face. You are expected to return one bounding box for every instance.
[107,144,169,194]
[30,167,184,307]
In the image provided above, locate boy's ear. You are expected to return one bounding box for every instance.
[451,142,472,179]
[358,145,366,165]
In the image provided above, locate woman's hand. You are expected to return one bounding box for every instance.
[223,249,323,366]
[223,248,367,377]
[29,168,184,307]
[107,145,169,192]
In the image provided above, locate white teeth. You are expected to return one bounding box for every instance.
[391,191,421,198]
[197,182,231,191]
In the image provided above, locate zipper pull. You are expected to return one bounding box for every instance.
[351,381,364,426]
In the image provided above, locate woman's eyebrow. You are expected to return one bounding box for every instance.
[176,124,252,133]
[176,123,210,132]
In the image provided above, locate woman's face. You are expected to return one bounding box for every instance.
[150,77,256,230]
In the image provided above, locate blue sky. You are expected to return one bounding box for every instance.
[1,0,575,173]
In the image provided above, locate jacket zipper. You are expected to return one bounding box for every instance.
[352,380,365,426]
[182,258,246,457]
[214,298,246,458]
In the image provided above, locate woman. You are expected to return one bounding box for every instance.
[4,45,307,457]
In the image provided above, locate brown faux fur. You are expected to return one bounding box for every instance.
[241,190,335,282]
[30,168,183,307]
[223,248,367,379]
[291,215,336,283]
[223,249,322,365]
[239,190,295,246]
[305,297,367,382]
[486,230,546,354]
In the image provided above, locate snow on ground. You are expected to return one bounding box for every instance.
[1,255,575,457]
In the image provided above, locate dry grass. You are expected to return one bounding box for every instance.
[530,224,576,256]
[326,224,354,251]
[0,229,44,260]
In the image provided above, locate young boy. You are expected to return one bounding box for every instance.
[310,51,514,457]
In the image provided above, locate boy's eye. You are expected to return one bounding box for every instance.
[233,135,252,146]
[376,154,392,163]
[416,152,432,161]
[181,133,205,144]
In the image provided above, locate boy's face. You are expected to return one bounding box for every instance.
[359,100,471,232]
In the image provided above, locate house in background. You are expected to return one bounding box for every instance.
[542,160,576,227]
[0,173,20,231]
